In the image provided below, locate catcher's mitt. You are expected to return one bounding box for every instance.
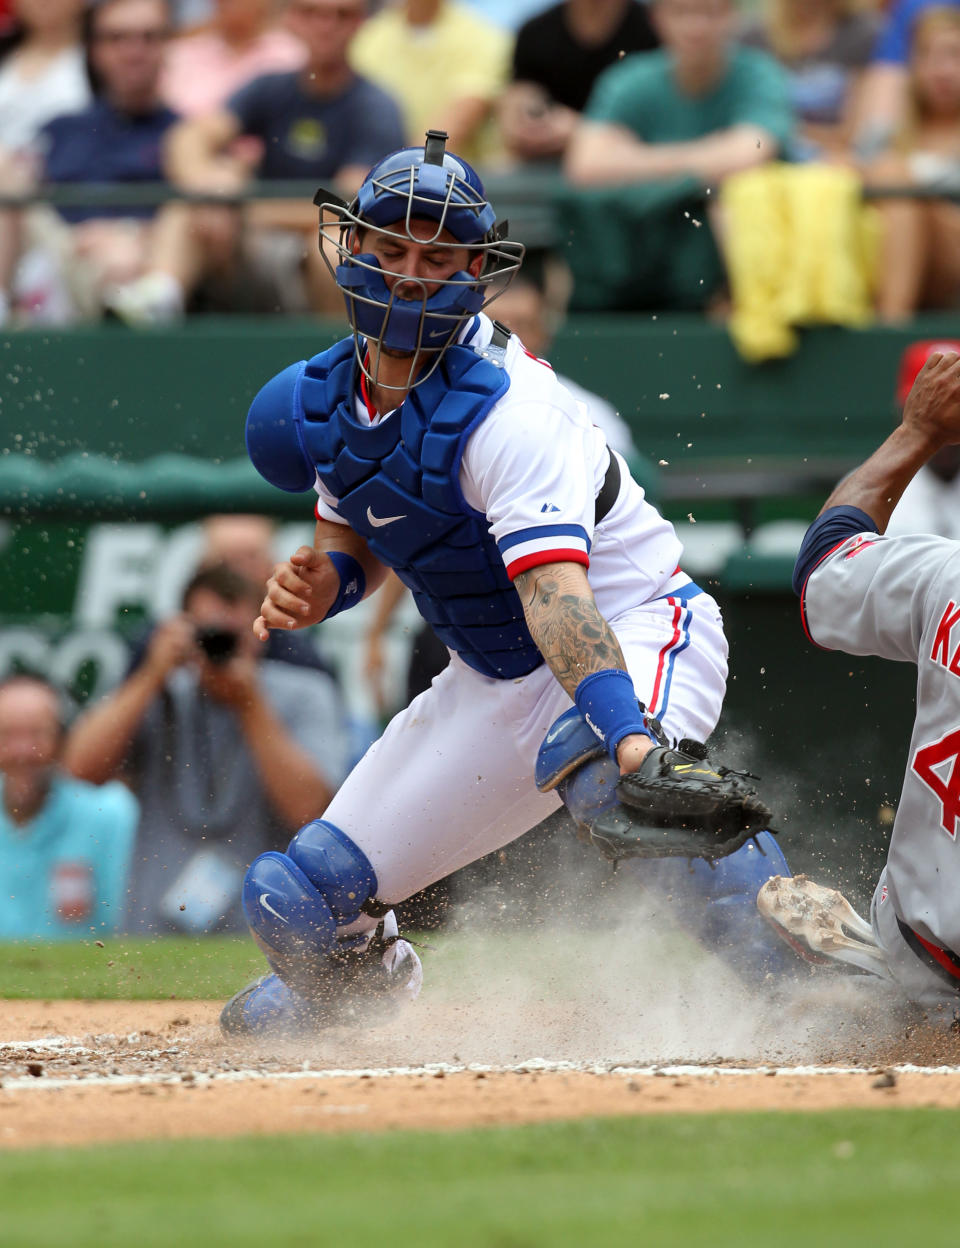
[586,741,775,863]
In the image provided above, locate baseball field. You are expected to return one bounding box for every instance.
[2,917,959,1246]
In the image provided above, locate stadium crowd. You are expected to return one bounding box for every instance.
[0,0,958,329]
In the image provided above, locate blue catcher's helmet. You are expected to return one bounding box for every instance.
[315,130,524,389]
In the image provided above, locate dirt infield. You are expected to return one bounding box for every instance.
[2,996,960,1150]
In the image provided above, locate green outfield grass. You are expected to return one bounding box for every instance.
[0,937,265,1000]
[3,1109,958,1247]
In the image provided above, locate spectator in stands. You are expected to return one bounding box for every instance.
[349,0,511,167]
[865,6,960,321]
[204,514,334,676]
[0,0,184,325]
[852,0,960,160]
[0,0,90,161]
[740,0,880,162]
[63,563,350,933]
[0,0,91,325]
[151,0,404,318]
[161,0,306,117]
[500,0,659,165]
[202,512,281,582]
[167,0,399,200]
[0,674,138,939]
[563,0,793,313]
[887,339,960,536]
[138,512,340,680]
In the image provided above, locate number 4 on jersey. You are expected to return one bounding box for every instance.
[911,728,960,839]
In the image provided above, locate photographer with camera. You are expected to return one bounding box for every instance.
[63,563,349,933]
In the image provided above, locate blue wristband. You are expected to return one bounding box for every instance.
[574,669,652,760]
[323,552,366,620]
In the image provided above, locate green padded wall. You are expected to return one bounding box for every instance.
[6,313,960,468]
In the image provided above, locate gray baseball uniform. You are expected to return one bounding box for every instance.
[803,527,960,1013]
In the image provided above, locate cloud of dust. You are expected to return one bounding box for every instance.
[710,720,891,915]
[289,838,908,1072]
[266,728,909,1071]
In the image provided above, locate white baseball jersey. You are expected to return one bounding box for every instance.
[555,373,638,460]
[803,528,960,1011]
[313,314,729,916]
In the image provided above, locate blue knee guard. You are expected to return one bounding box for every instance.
[287,819,379,925]
[242,820,380,993]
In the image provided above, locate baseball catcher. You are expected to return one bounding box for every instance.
[220,131,795,1038]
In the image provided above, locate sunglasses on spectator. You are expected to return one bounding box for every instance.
[92,28,170,44]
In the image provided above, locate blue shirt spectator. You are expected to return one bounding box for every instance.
[158,0,408,320]
[0,675,138,940]
[0,0,180,325]
[40,97,179,224]
[167,1,407,196]
[740,0,879,162]
[227,71,404,181]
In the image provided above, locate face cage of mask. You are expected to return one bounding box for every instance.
[317,203,525,392]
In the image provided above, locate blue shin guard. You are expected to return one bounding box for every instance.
[227,820,423,1037]
[242,851,338,994]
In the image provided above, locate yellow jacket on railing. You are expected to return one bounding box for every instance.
[722,163,878,363]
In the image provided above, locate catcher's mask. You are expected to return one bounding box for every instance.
[314,129,524,391]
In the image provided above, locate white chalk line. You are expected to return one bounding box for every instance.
[2,1041,960,1094]
[0,1034,176,1059]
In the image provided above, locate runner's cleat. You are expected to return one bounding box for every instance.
[758,874,890,978]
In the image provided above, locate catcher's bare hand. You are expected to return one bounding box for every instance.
[254,546,339,641]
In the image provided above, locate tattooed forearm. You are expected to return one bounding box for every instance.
[514,562,627,699]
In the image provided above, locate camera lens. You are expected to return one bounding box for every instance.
[196,627,238,665]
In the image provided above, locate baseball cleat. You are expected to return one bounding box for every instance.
[220,973,316,1038]
[757,874,890,978]
[220,935,423,1040]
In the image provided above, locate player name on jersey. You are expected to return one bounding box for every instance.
[929,599,960,676]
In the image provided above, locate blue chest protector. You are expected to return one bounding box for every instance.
[245,335,544,680]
